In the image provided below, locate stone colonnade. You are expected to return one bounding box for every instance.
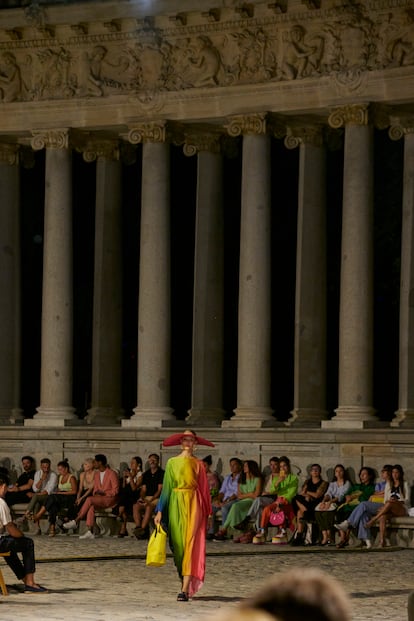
[0,105,413,428]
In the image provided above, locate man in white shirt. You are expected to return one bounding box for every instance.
[22,458,58,534]
[0,474,47,592]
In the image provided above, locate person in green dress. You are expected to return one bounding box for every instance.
[214,460,263,540]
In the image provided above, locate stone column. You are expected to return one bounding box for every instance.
[84,141,124,425]
[123,122,174,428]
[285,126,328,426]
[323,105,377,428]
[184,131,225,426]
[0,144,23,425]
[27,130,76,426]
[222,114,274,428]
[390,119,414,426]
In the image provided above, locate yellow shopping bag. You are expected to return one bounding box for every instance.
[146,524,167,567]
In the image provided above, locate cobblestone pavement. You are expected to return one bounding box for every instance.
[0,534,412,621]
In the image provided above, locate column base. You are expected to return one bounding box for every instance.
[286,408,328,427]
[85,407,124,426]
[25,406,78,427]
[186,408,225,427]
[122,407,174,429]
[222,407,279,428]
[322,405,380,429]
[0,408,24,425]
[391,409,414,427]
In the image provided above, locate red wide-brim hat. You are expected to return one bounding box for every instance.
[162,431,215,447]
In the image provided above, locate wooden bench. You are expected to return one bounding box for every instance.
[0,552,11,596]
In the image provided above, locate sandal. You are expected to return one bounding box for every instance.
[177,592,189,602]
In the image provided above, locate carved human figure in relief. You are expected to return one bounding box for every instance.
[0,52,22,102]
[35,47,72,98]
[279,25,323,80]
[168,36,223,89]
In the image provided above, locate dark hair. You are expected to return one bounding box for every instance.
[40,458,51,465]
[203,455,212,466]
[132,456,142,468]
[21,456,35,465]
[94,454,107,466]
[269,456,279,463]
[359,466,376,484]
[309,464,322,477]
[279,456,291,474]
[57,459,70,470]
[0,475,10,487]
[240,460,262,484]
[332,464,348,483]
[381,464,393,480]
[229,457,243,468]
[148,453,159,461]
[392,464,405,488]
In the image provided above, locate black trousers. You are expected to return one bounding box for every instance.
[0,535,35,579]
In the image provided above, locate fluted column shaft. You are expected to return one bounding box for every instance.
[391,123,414,426]
[123,123,174,428]
[223,115,274,427]
[186,137,225,426]
[28,131,76,426]
[287,129,328,426]
[324,106,376,428]
[86,146,124,425]
[0,145,23,424]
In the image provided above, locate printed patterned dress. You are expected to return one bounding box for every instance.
[156,455,212,597]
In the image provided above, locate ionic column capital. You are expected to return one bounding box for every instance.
[328,104,370,129]
[388,117,414,141]
[78,139,120,163]
[226,113,267,137]
[182,131,222,157]
[284,124,324,150]
[127,122,167,144]
[31,129,70,151]
[0,143,19,165]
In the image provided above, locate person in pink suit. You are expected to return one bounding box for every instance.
[63,454,119,539]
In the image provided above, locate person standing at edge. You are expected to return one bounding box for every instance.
[154,429,213,602]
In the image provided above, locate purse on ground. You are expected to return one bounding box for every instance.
[146,524,167,567]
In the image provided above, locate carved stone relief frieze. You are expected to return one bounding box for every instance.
[0,1,414,105]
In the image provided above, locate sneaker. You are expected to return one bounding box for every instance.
[252,532,265,545]
[364,539,372,549]
[79,530,95,539]
[271,536,287,544]
[63,519,77,530]
[334,520,349,532]
[274,528,286,538]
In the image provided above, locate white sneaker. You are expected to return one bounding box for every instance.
[334,520,349,532]
[79,530,95,539]
[364,539,372,549]
[63,519,77,530]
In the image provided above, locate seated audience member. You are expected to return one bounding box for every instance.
[133,453,164,539]
[117,456,143,537]
[235,457,280,532]
[314,464,351,545]
[32,459,78,537]
[202,455,221,500]
[23,458,58,535]
[214,460,263,541]
[334,466,376,532]
[365,464,410,546]
[290,463,328,546]
[239,568,350,621]
[335,464,392,548]
[206,457,242,540]
[63,454,119,539]
[5,455,36,506]
[254,456,299,543]
[74,458,95,510]
[0,474,48,592]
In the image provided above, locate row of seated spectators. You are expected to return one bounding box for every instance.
[206,456,413,548]
[1,453,164,540]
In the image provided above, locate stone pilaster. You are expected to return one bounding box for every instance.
[27,130,77,427]
[222,114,275,427]
[0,143,23,425]
[183,131,225,426]
[284,125,328,426]
[83,140,124,425]
[123,122,174,428]
[323,105,377,428]
[389,118,414,427]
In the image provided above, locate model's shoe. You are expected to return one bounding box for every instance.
[177,592,189,602]
[48,525,56,537]
[63,519,77,530]
[79,530,95,539]
[364,539,372,549]
[334,520,349,532]
[252,532,265,544]
[213,531,226,541]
